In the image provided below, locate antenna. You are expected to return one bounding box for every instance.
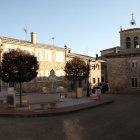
[52,37,55,46]
[23,26,28,41]
[120,26,122,31]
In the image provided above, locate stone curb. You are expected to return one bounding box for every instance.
[0,98,114,118]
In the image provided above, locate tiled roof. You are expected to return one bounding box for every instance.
[67,53,105,62]
[67,52,95,60]
[0,36,64,50]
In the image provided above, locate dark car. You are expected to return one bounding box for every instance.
[92,82,108,93]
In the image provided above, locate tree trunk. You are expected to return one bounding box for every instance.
[19,82,22,107]
[76,80,78,98]
[79,79,82,88]
[87,77,90,97]
[87,81,90,97]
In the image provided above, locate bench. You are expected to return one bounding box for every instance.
[27,93,60,110]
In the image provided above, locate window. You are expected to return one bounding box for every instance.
[132,78,138,88]
[92,65,96,70]
[134,36,139,48]
[56,51,64,62]
[45,50,51,61]
[130,60,138,68]
[93,78,96,84]
[97,78,100,83]
[132,62,137,67]
[92,64,98,70]
[126,37,131,48]
[36,51,43,61]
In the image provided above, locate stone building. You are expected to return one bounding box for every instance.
[0,32,66,92]
[65,46,106,89]
[104,15,140,93]
[100,46,120,56]
[0,32,105,93]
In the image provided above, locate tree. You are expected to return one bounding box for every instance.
[64,57,88,91]
[0,49,39,107]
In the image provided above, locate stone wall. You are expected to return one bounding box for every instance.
[14,79,67,93]
[107,56,140,93]
[120,29,140,50]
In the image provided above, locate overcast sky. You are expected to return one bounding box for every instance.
[0,0,140,56]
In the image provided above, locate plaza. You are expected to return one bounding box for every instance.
[0,94,139,140]
[0,91,112,117]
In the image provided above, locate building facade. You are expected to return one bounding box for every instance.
[0,32,105,93]
[104,21,140,93]
[65,46,105,89]
[0,32,66,92]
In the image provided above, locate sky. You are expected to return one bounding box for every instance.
[0,0,140,57]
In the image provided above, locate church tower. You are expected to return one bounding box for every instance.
[120,13,140,51]
[104,14,140,94]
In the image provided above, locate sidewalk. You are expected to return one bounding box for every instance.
[0,93,114,117]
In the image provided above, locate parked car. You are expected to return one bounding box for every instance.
[92,82,108,93]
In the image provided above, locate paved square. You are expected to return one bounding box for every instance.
[0,94,139,140]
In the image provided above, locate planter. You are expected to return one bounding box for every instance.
[7,87,16,108]
[76,88,83,98]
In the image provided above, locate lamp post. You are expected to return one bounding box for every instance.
[86,59,90,97]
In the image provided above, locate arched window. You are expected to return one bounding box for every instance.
[134,36,139,48]
[126,37,131,48]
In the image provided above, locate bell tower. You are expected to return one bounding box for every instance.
[120,13,140,50]
[130,13,136,28]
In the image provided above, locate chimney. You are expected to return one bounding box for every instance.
[64,45,71,55]
[96,54,98,60]
[31,32,36,44]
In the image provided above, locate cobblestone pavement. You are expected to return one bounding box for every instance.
[0,94,140,140]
